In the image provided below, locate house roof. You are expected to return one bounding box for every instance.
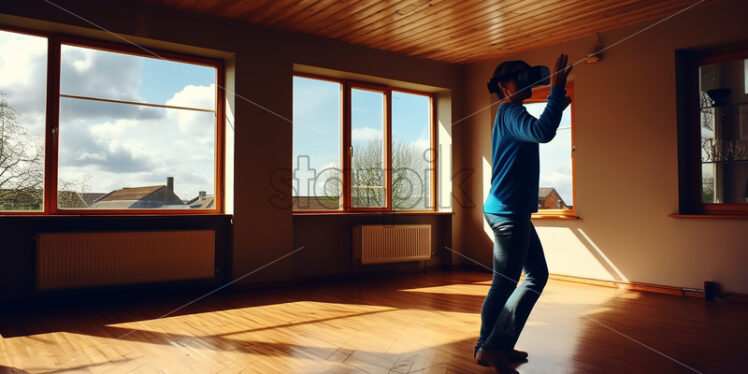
[538,187,556,199]
[95,185,163,202]
[186,194,215,209]
[89,200,140,209]
[538,186,568,208]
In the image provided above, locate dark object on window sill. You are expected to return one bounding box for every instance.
[706,88,731,107]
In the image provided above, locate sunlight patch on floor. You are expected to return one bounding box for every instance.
[399,283,489,296]
[106,301,396,337]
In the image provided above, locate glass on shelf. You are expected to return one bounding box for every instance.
[697,57,748,205]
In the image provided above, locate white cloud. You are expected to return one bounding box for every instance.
[352,127,382,142]
[166,84,216,136]
[89,119,137,138]
[60,44,143,102]
[541,170,571,185]
[0,33,46,88]
[409,138,430,151]
[70,48,94,73]
[167,84,215,109]
[0,31,47,136]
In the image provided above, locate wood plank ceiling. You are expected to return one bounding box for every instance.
[137,0,710,64]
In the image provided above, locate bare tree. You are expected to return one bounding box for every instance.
[351,139,385,207]
[321,139,430,209]
[0,96,44,210]
[702,176,715,204]
[391,140,430,209]
[58,177,91,209]
[700,91,714,132]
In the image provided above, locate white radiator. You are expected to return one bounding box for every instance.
[353,225,431,264]
[36,230,215,290]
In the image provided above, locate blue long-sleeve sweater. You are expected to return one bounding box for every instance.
[483,86,567,215]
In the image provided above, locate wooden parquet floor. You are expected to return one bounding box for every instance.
[0,271,746,373]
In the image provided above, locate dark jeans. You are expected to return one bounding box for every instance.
[476,212,549,354]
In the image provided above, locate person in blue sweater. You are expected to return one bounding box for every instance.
[474,54,572,374]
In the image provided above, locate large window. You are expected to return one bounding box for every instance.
[292,74,436,212]
[696,51,747,213]
[676,48,748,216]
[0,27,224,214]
[525,85,575,217]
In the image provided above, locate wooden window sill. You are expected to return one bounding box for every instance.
[293,211,453,216]
[532,214,581,220]
[0,213,231,219]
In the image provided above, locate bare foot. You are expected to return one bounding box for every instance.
[476,348,528,366]
[474,348,520,374]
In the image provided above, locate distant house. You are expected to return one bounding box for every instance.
[538,187,569,210]
[185,191,215,209]
[91,177,185,209]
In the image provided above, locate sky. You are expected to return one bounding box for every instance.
[292,76,430,197]
[0,30,217,202]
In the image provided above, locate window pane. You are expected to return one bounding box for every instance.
[292,77,342,210]
[525,102,574,210]
[61,44,216,110]
[698,59,748,205]
[351,88,385,208]
[0,30,47,212]
[57,99,216,210]
[392,91,431,210]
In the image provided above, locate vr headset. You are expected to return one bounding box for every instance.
[487,65,550,94]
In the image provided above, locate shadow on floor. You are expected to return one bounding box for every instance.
[2,271,747,373]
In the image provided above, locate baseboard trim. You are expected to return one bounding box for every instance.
[723,292,748,304]
[459,263,748,302]
[548,274,702,298]
[548,274,748,304]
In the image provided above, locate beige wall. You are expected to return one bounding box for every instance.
[457,0,748,293]
[0,0,462,286]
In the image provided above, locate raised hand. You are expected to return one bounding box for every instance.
[550,53,573,89]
